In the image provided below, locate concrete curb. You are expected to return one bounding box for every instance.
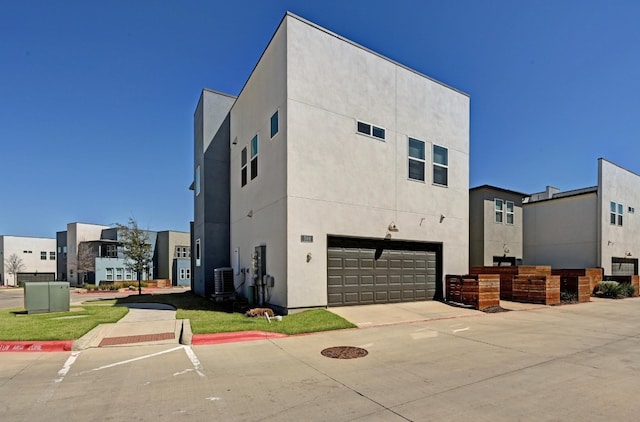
[0,340,73,352]
[192,330,288,346]
[179,319,193,345]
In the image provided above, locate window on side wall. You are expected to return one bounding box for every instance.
[495,199,504,223]
[195,165,201,196]
[270,110,279,138]
[356,120,385,140]
[241,147,247,187]
[195,239,201,267]
[250,134,258,180]
[40,251,46,260]
[611,201,624,226]
[408,137,425,181]
[433,145,448,186]
[506,201,514,224]
[106,268,113,281]
[50,251,55,260]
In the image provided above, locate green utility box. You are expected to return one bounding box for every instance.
[24,282,70,314]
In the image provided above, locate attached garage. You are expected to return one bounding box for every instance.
[327,236,442,306]
[611,257,638,276]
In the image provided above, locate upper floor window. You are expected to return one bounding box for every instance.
[49,251,56,260]
[408,137,425,182]
[433,145,448,186]
[106,268,113,281]
[195,165,201,196]
[506,201,514,224]
[495,199,504,223]
[357,120,385,140]
[250,134,258,180]
[611,201,623,226]
[175,246,190,258]
[241,147,248,187]
[270,110,279,138]
[40,251,47,260]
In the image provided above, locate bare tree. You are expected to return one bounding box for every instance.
[76,242,96,284]
[4,253,25,287]
[117,218,153,295]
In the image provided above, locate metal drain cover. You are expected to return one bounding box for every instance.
[321,346,368,359]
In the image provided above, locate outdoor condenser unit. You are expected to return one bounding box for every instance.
[213,267,234,297]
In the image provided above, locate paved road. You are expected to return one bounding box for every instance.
[3,297,640,421]
[0,288,25,309]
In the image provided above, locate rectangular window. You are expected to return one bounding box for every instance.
[125,269,132,280]
[195,239,201,267]
[40,251,47,260]
[116,268,123,280]
[356,120,385,140]
[57,246,62,253]
[629,206,635,214]
[241,147,247,187]
[186,269,191,279]
[106,268,113,281]
[611,201,624,226]
[270,110,279,138]
[195,165,201,196]
[408,137,425,181]
[495,199,504,223]
[506,201,514,224]
[250,134,258,180]
[433,145,448,186]
[50,251,56,260]
[106,244,117,258]
[180,268,186,280]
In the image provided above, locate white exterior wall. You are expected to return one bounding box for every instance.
[598,159,640,274]
[285,17,469,309]
[229,19,288,306]
[523,193,598,268]
[0,236,56,286]
[67,223,110,285]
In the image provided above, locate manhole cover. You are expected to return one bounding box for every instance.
[321,346,368,359]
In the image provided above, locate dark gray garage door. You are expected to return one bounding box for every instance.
[327,238,440,306]
[611,258,638,276]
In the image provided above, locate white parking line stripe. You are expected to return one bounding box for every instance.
[79,345,184,374]
[183,345,205,377]
[55,351,81,383]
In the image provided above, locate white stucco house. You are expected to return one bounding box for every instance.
[0,236,57,286]
[524,158,640,275]
[193,12,470,312]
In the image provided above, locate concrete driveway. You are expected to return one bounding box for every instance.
[3,297,640,421]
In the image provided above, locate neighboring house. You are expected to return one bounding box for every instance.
[0,235,57,286]
[469,185,527,267]
[57,223,189,286]
[193,13,470,312]
[524,158,640,275]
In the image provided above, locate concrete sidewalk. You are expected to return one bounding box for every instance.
[73,303,187,350]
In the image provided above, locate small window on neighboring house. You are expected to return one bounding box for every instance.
[433,145,448,186]
[356,120,385,140]
[186,268,191,279]
[106,268,113,281]
[506,201,515,224]
[250,134,258,180]
[116,268,123,280]
[408,137,425,181]
[495,199,504,223]
[41,251,46,260]
[180,268,186,280]
[125,269,132,280]
[195,239,201,267]
[50,251,55,260]
[195,165,201,196]
[270,110,279,138]
[241,147,247,187]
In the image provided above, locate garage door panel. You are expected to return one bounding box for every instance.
[327,241,439,306]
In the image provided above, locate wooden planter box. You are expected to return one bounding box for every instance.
[446,274,499,310]
[512,275,560,305]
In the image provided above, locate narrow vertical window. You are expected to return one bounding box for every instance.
[106,268,113,281]
[195,238,201,267]
[610,201,617,225]
[116,268,123,280]
[241,147,247,187]
[50,251,55,260]
[495,199,504,223]
[40,251,47,260]
[506,201,514,224]
[250,134,258,180]
[270,110,279,138]
[195,165,201,196]
[433,145,448,186]
[180,268,186,280]
[618,203,624,226]
[408,137,425,181]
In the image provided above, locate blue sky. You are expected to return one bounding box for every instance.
[2,1,640,238]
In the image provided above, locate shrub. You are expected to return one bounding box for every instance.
[619,283,636,298]
[560,292,577,302]
[595,281,622,298]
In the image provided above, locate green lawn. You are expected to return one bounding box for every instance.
[0,291,355,341]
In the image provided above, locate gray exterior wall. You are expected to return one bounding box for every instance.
[56,231,67,281]
[156,231,190,283]
[193,90,235,296]
[227,13,469,311]
[469,186,525,267]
